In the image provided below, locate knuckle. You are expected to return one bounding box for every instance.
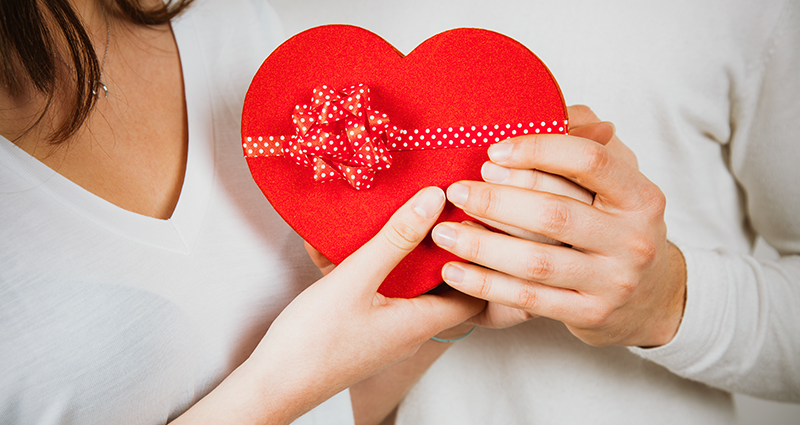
[613,272,639,299]
[464,232,486,262]
[472,186,502,218]
[525,169,544,191]
[539,199,571,235]
[628,235,659,267]
[582,143,613,178]
[515,284,540,311]
[521,250,554,281]
[639,184,667,215]
[527,136,546,160]
[473,271,495,300]
[384,220,423,253]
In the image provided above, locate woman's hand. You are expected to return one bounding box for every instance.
[173,187,484,425]
[432,106,687,348]
[302,198,481,425]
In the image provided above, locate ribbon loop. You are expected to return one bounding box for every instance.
[282,84,396,190]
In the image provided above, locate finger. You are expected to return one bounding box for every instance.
[441,260,589,325]
[480,161,592,245]
[432,221,598,290]
[400,289,486,338]
[468,302,539,329]
[567,105,617,148]
[445,181,614,251]
[569,121,615,146]
[565,105,638,168]
[304,241,336,276]
[606,135,639,169]
[481,162,593,204]
[462,219,552,244]
[333,186,445,294]
[566,104,602,128]
[463,214,562,245]
[461,220,488,230]
[486,135,653,210]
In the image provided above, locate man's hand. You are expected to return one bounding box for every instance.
[433,105,686,347]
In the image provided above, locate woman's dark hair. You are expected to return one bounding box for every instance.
[0,0,194,144]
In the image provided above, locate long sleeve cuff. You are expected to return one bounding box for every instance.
[628,242,800,401]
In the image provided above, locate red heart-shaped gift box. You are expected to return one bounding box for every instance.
[242,25,567,298]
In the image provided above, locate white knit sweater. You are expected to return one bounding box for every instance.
[271,0,800,423]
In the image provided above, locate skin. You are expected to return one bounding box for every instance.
[3,2,682,421]
[304,107,628,424]
[305,243,476,425]
[173,187,484,424]
[1,1,486,423]
[432,105,687,348]
[8,0,187,220]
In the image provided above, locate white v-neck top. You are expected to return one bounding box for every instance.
[0,0,352,423]
[0,13,214,255]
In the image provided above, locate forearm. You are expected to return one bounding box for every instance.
[169,361,300,425]
[351,324,475,425]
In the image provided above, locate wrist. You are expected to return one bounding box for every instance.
[638,242,687,348]
[661,242,688,343]
[169,361,296,425]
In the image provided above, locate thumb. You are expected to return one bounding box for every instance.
[569,121,616,146]
[567,104,638,168]
[566,104,603,128]
[567,104,614,146]
[332,186,445,293]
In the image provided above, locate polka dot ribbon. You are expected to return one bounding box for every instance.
[244,84,568,190]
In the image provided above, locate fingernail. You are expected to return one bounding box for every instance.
[432,224,457,249]
[442,264,465,284]
[488,142,513,162]
[412,187,445,219]
[447,183,469,207]
[481,162,510,183]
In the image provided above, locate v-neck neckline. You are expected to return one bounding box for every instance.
[0,13,213,255]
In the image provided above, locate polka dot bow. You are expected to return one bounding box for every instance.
[286,84,399,190]
[244,84,569,190]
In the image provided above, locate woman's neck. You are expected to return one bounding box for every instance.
[2,0,190,220]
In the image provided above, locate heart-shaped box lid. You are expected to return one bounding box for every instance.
[242,25,567,298]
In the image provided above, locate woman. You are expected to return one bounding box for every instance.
[0,1,490,423]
